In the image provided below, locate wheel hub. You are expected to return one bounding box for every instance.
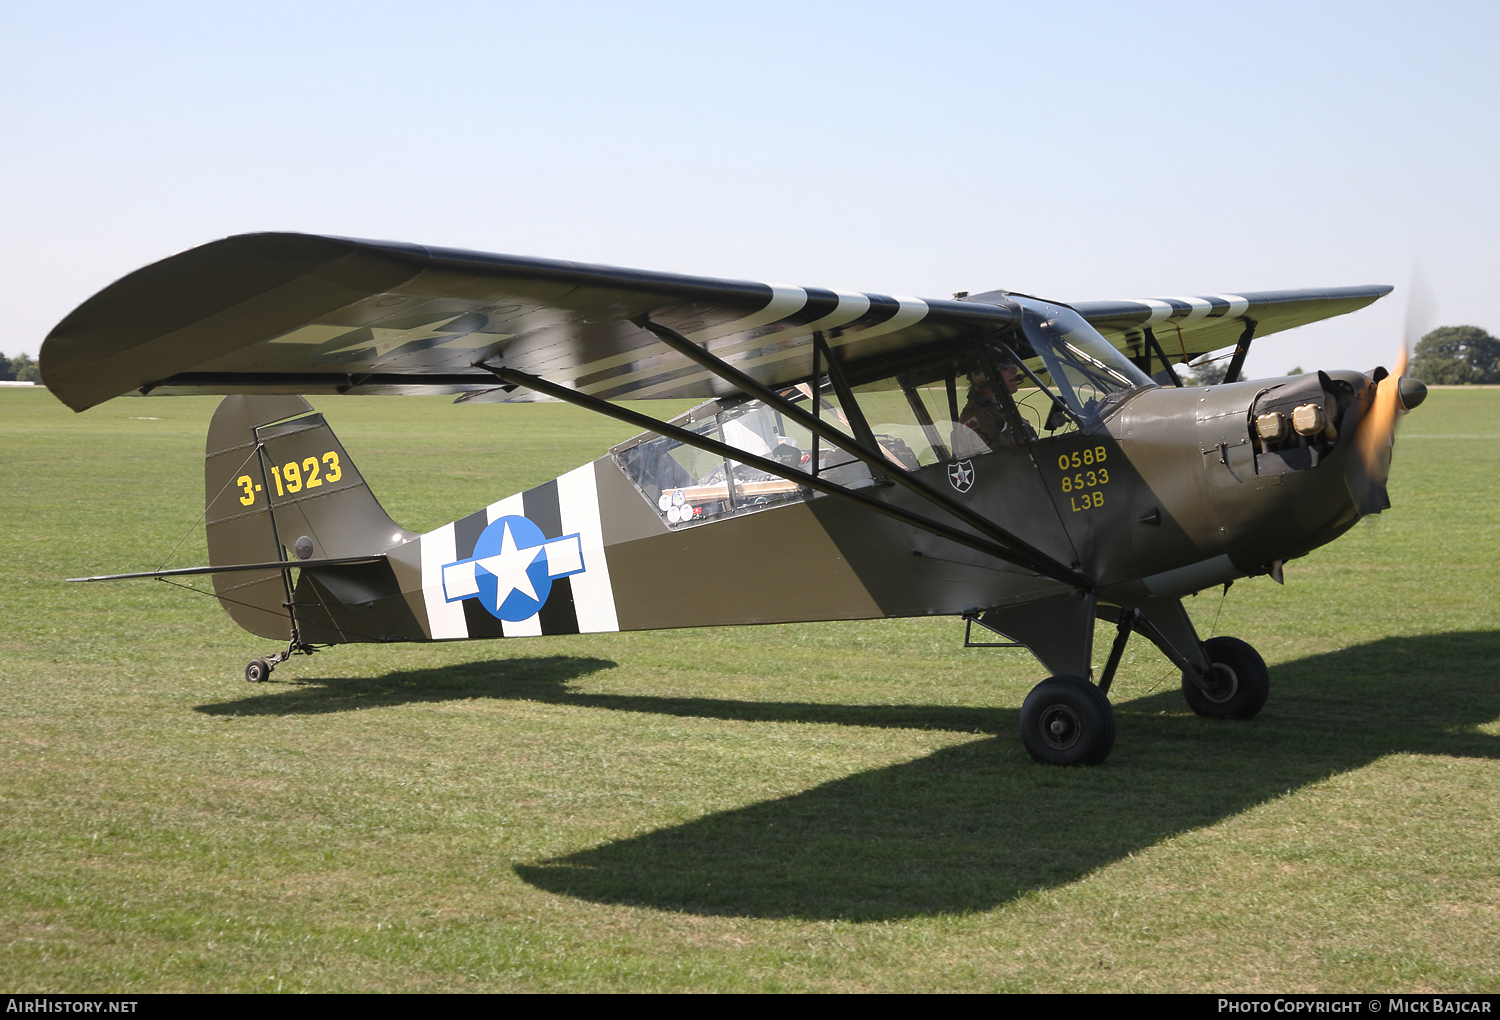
[1201,662,1239,703]
[1038,704,1082,750]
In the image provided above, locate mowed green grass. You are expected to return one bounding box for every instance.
[2,385,1497,993]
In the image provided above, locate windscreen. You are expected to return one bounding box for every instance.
[1007,297,1155,425]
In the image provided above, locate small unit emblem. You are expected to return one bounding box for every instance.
[948,459,975,493]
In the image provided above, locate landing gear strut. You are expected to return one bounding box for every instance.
[1100,603,1271,720]
[1015,608,1133,766]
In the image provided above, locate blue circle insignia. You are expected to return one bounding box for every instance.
[473,515,556,622]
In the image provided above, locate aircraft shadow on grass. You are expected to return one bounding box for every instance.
[198,632,1500,921]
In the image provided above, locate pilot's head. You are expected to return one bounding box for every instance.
[996,356,1020,393]
[969,358,1021,399]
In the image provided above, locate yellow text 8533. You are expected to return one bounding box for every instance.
[1056,446,1111,513]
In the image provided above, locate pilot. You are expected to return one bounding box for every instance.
[957,359,1033,451]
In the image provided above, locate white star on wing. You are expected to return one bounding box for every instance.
[473,523,541,603]
[322,315,466,358]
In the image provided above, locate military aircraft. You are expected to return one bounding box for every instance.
[43,233,1426,765]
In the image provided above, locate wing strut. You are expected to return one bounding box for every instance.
[626,316,1086,586]
[487,366,1090,588]
[1142,328,1183,387]
[1222,320,1258,385]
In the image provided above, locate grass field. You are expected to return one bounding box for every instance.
[2,385,1498,993]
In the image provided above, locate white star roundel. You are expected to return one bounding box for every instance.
[440,515,586,622]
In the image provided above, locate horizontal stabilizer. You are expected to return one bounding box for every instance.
[67,555,387,583]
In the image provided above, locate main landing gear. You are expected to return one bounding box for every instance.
[972,598,1270,767]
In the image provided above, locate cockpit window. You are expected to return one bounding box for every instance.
[612,386,877,528]
[1006,297,1156,427]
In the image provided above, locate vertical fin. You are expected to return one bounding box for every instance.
[205,395,418,641]
[205,395,312,640]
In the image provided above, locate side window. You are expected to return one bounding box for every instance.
[613,392,876,528]
[850,381,933,468]
[614,416,727,522]
[855,373,990,466]
[786,381,873,480]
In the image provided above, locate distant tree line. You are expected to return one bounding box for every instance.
[1409,326,1500,385]
[0,353,41,383]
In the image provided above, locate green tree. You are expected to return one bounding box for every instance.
[1409,325,1500,385]
[1185,359,1229,386]
[2,353,40,383]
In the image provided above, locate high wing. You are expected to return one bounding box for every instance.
[41,233,1011,412]
[41,232,1390,412]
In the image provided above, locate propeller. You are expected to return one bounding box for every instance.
[1354,265,1435,484]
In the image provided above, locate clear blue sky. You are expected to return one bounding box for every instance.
[4,1,1496,379]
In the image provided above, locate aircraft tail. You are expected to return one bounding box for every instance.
[205,395,421,642]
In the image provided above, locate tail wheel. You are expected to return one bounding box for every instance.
[1182,636,1269,719]
[1019,675,1116,766]
[244,658,272,683]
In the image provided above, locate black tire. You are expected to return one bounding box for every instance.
[245,658,272,683]
[1019,675,1117,766]
[1181,636,1269,719]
